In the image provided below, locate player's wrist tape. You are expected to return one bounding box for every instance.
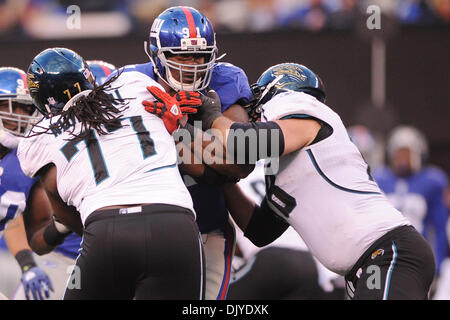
[244,198,289,247]
[195,165,240,185]
[227,121,285,164]
[15,249,37,273]
[43,218,71,247]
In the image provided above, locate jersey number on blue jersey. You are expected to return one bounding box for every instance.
[60,115,156,185]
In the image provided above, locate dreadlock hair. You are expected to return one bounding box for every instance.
[28,70,132,141]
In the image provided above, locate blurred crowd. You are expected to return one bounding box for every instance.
[0,0,449,40]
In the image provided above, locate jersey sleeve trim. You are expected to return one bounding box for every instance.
[307,149,381,195]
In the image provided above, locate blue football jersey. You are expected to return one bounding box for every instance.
[0,149,81,259]
[374,166,449,274]
[0,149,37,233]
[107,61,252,232]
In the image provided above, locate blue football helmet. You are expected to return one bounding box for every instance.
[0,67,39,136]
[387,126,428,173]
[145,6,223,91]
[87,60,116,85]
[27,48,95,117]
[247,63,326,121]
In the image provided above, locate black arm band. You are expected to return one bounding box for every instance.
[43,219,69,247]
[228,121,285,164]
[15,249,37,272]
[194,165,240,185]
[244,198,290,247]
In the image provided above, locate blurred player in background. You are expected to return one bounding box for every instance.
[373,126,448,274]
[0,67,53,300]
[117,6,252,299]
[347,124,384,171]
[3,60,118,300]
[373,125,448,296]
[20,47,203,299]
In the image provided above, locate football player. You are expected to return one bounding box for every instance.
[12,60,118,300]
[373,126,448,278]
[149,62,436,299]
[19,47,203,299]
[111,6,253,300]
[0,67,54,300]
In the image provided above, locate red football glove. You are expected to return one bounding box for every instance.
[142,86,201,134]
[173,90,202,112]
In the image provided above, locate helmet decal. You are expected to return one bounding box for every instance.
[181,6,198,39]
[246,63,326,121]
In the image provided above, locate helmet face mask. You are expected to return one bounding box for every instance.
[145,6,221,92]
[246,63,326,122]
[0,67,40,136]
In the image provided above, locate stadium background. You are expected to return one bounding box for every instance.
[1,0,448,174]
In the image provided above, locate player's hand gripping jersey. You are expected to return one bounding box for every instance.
[261,91,411,275]
[18,72,194,225]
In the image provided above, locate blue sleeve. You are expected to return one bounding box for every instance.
[209,63,252,112]
[106,62,155,82]
[424,169,448,275]
[372,167,394,193]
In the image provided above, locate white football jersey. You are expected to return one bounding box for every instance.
[235,161,341,290]
[235,160,308,260]
[17,71,194,225]
[261,91,410,275]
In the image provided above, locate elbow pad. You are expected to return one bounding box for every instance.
[228,121,285,164]
[243,198,290,247]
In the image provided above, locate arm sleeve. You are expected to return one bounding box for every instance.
[244,197,290,247]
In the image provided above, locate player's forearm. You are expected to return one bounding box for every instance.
[28,226,57,255]
[182,127,253,179]
[4,215,33,256]
[221,183,256,231]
